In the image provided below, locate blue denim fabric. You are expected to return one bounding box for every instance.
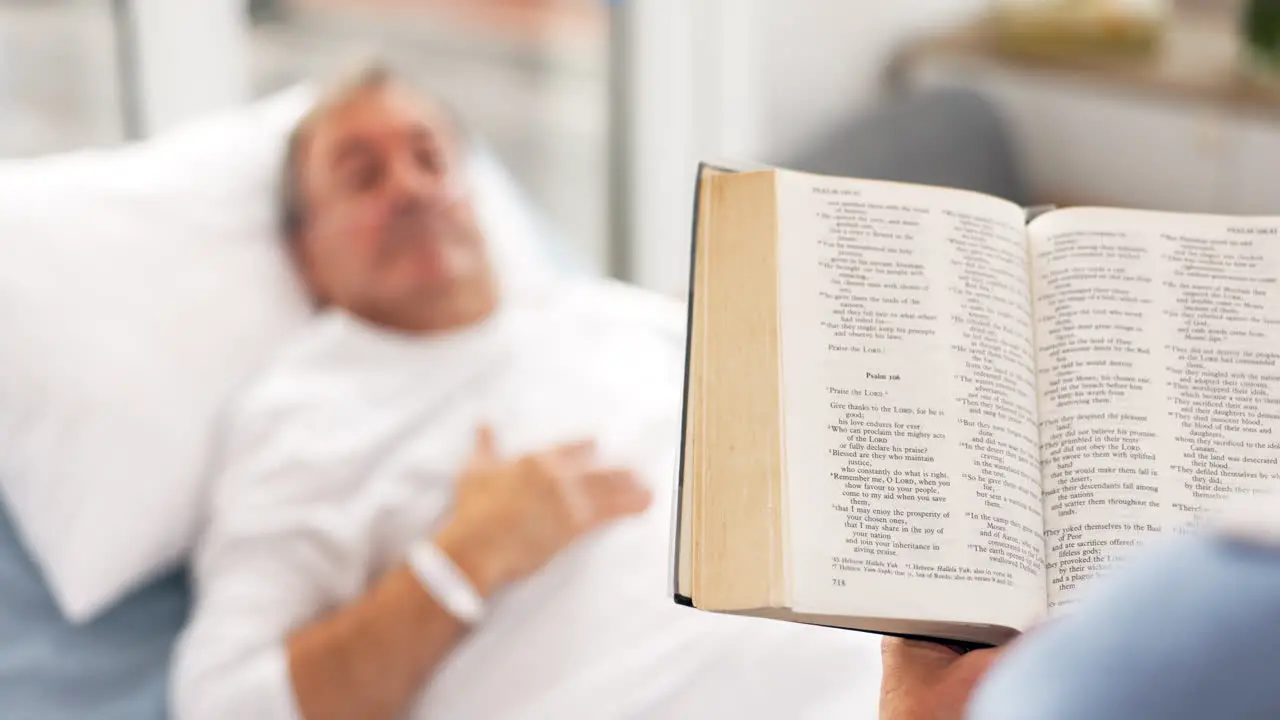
[970,533,1280,720]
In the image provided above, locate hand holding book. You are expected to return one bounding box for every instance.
[675,164,1280,645]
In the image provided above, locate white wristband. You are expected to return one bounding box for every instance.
[406,539,486,625]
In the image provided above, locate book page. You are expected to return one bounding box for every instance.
[1031,208,1280,611]
[775,171,1045,631]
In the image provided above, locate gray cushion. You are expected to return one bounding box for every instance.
[0,498,188,720]
[784,88,1033,207]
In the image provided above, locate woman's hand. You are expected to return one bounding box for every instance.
[879,637,1007,720]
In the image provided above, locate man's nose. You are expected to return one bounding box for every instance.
[386,156,455,211]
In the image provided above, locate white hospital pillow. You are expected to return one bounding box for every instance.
[0,87,314,622]
[0,85,562,622]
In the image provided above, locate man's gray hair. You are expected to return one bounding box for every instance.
[278,60,468,243]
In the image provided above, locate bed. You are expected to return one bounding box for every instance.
[0,86,580,719]
[0,85,1018,719]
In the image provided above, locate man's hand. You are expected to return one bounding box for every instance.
[287,428,651,720]
[434,426,653,597]
[879,637,1006,720]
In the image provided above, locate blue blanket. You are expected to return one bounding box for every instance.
[0,500,189,720]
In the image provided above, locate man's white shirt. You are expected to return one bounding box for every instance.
[172,279,880,719]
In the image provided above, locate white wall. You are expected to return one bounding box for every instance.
[1224,114,1280,215]
[756,0,985,161]
[624,0,985,295]
[623,0,764,294]
[0,1,122,155]
[908,53,1280,216]
[130,0,250,135]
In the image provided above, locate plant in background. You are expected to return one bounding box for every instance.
[1245,0,1280,71]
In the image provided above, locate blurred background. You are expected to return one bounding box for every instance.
[1,0,1278,295]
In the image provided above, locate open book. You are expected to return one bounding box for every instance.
[674,164,1280,646]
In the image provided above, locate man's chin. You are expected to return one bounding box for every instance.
[379,242,491,303]
[393,248,468,287]
[392,262,483,301]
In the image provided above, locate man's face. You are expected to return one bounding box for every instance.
[294,83,491,323]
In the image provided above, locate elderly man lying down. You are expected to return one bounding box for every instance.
[172,67,878,720]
